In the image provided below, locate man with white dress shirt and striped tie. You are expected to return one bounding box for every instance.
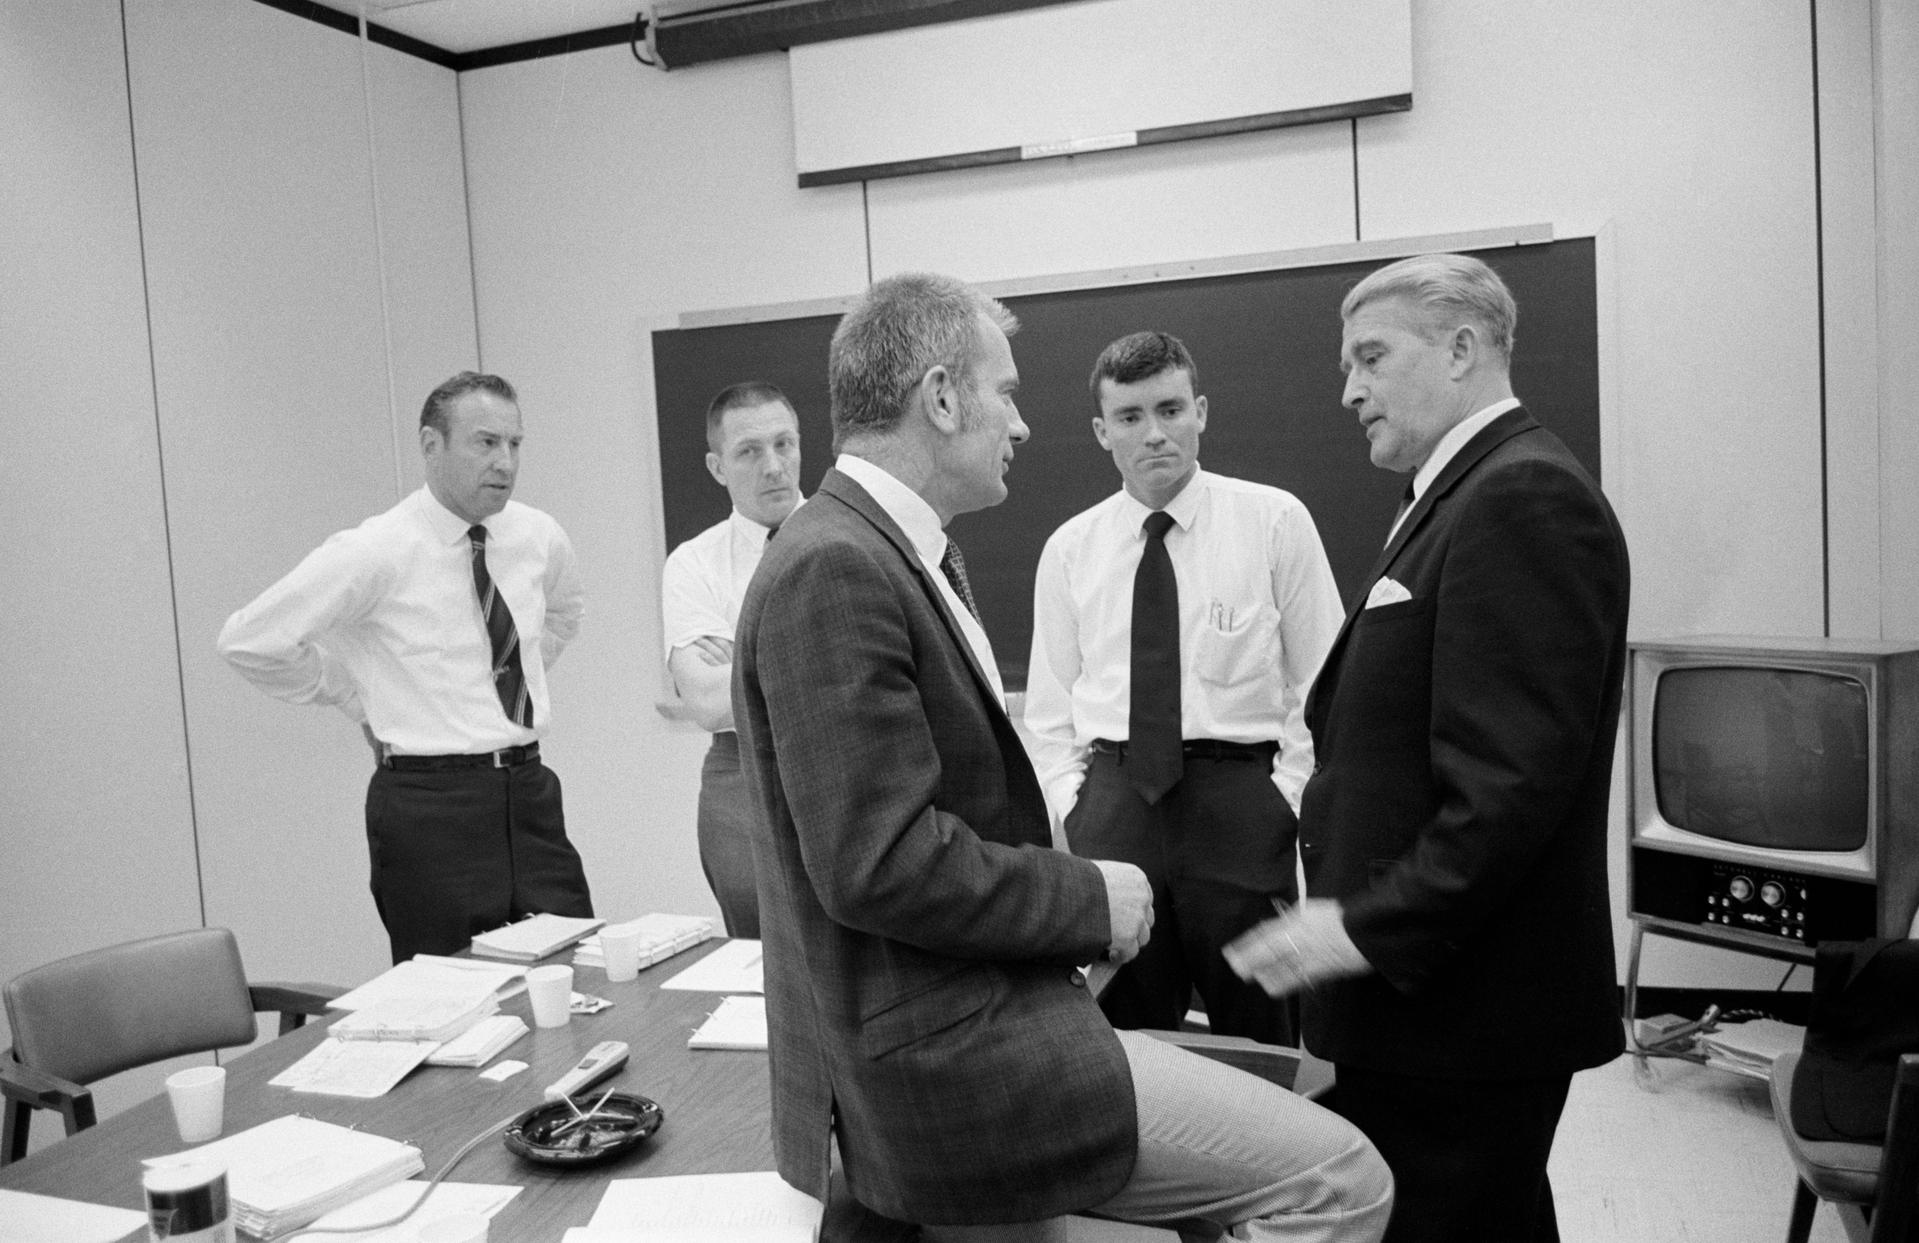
[219,371,593,963]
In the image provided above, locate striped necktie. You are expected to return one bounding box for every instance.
[468,525,532,728]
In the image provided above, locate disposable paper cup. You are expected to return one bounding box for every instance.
[416,1212,490,1243]
[526,964,574,1028]
[599,924,647,983]
[164,1065,227,1143]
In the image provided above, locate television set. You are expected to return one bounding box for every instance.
[1626,635,1919,960]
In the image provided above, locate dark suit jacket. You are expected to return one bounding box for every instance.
[1299,408,1630,1080]
[733,467,1136,1225]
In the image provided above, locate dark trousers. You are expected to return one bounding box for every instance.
[365,758,593,963]
[1064,747,1298,1043]
[697,731,760,938]
[1329,1064,1572,1243]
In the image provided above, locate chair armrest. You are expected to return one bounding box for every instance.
[1,1053,96,1136]
[0,1056,86,1111]
[248,982,345,1035]
[1137,1029,1303,1093]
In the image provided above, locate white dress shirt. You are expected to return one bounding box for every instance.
[1024,468,1342,823]
[1386,397,1522,543]
[218,486,584,755]
[836,454,1005,707]
[661,506,783,663]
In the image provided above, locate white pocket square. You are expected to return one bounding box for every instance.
[1365,577,1412,609]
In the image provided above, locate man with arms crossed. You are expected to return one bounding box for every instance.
[1227,254,1630,1242]
[1025,330,1341,1044]
[220,371,593,964]
[734,273,1389,1239]
[661,381,803,936]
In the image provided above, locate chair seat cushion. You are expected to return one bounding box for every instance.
[1771,1049,1883,1204]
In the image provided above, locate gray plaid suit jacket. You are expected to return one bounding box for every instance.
[734,466,1136,1225]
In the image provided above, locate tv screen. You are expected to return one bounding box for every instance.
[1652,667,1870,852]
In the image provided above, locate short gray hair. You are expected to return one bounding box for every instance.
[828,272,1018,444]
[1342,253,1517,367]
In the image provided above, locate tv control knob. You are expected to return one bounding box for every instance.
[1760,881,1785,908]
[1728,876,1754,902]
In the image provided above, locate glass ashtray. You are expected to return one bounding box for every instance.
[502,1091,663,1166]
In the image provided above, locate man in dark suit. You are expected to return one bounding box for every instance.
[735,272,1391,1238]
[1227,253,1630,1243]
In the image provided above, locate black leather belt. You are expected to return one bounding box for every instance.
[1089,738,1277,762]
[383,742,540,771]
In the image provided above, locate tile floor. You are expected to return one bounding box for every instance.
[1551,1051,1845,1242]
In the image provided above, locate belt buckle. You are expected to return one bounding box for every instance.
[492,748,512,769]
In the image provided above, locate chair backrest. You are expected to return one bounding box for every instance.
[1874,1053,1919,1243]
[3,929,258,1085]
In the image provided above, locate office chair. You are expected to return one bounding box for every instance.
[0,927,340,1166]
[1768,934,1919,1243]
[1771,1049,1919,1243]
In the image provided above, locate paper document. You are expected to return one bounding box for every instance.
[1698,1018,1805,1079]
[147,1114,423,1238]
[300,1179,521,1241]
[269,1037,438,1097]
[330,955,526,1011]
[426,1014,528,1067]
[579,1171,822,1240]
[575,913,716,970]
[660,939,764,993]
[470,913,604,961]
[0,1188,147,1243]
[688,995,768,1050]
[332,992,496,1043]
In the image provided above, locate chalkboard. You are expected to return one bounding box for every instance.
[652,238,1599,688]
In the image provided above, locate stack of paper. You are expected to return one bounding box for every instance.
[269,1037,440,1098]
[332,991,498,1043]
[328,955,527,1012]
[0,1188,147,1243]
[147,1115,423,1238]
[471,913,605,961]
[1698,1018,1806,1079]
[688,995,768,1050]
[574,913,717,971]
[561,1171,822,1243]
[660,939,764,993]
[425,1014,528,1067]
[298,1179,521,1241]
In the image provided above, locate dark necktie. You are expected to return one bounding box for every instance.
[468,525,532,728]
[939,538,981,623]
[1126,510,1182,803]
[1391,479,1417,532]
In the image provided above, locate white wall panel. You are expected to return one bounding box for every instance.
[1356,0,1824,643]
[1878,0,1919,637]
[124,0,471,987]
[458,46,868,925]
[0,0,208,1145]
[1819,0,1880,638]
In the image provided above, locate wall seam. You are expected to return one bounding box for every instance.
[118,0,209,930]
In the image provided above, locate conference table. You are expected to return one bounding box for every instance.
[0,938,813,1240]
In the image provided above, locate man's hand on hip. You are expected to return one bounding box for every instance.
[1091,859,1154,964]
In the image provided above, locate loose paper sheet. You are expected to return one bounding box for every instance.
[659,940,763,993]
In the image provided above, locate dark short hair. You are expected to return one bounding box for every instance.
[705,382,795,454]
[1342,253,1518,367]
[828,272,1018,445]
[421,371,517,436]
[1088,331,1198,414]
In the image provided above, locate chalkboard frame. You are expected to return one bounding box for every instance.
[650,226,1599,690]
